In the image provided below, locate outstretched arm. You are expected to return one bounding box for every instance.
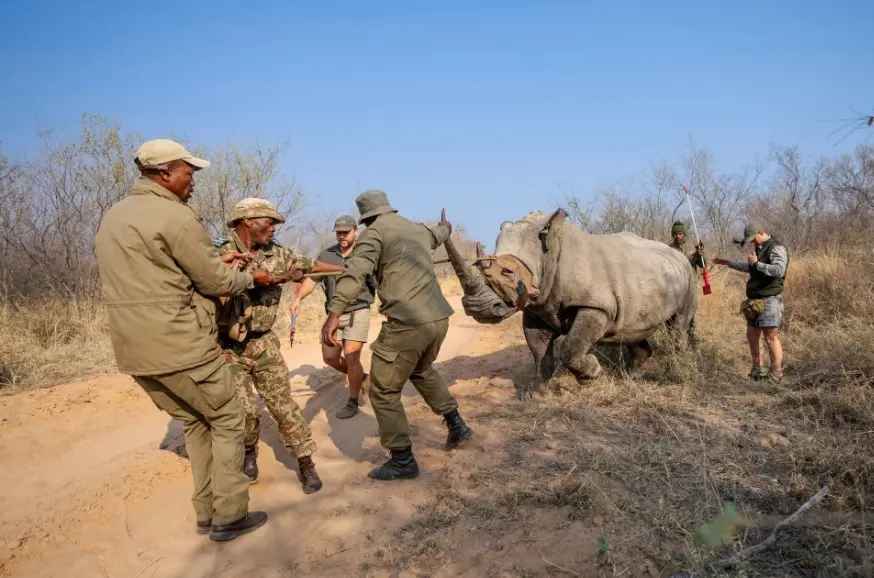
[171,217,255,296]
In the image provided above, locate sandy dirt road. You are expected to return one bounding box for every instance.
[0,296,522,578]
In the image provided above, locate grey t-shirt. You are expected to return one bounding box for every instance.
[318,243,377,314]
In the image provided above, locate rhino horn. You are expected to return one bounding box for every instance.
[445,232,487,295]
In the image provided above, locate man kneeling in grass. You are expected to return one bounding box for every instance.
[292,215,376,418]
[713,222,789,382]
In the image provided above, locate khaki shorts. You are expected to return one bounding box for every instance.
[338,307,371,343]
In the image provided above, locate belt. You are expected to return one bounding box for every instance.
[220,329,270,344]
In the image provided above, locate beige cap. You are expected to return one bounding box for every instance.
[135,139,210,170]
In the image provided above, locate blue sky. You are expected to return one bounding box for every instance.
[1,0,872,246]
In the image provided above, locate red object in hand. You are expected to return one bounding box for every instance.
[702,267,712,295]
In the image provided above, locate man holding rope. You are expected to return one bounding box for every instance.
[215,198,342,493]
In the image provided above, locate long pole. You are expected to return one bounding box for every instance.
[682,186,712,295]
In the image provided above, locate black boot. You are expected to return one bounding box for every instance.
[208,511,268,542]
[368,447,420,481]
[243,444,259,483]
[442,409,473,449]
[297,456,323,494]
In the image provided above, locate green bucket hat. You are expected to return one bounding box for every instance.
[355,189,397,223]
[333,215,357,232]
[671,221,686,235]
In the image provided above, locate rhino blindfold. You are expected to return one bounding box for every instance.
[477,254,539,310]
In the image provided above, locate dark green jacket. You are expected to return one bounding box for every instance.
[329,213,453,325]
[726,235,789,298]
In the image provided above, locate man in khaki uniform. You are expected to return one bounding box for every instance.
[216,198,341,493]
[95,139,272,542]
[293,215,377,419]
[320,190,473,481]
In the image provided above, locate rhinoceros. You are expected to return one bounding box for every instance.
[443,209,698,383]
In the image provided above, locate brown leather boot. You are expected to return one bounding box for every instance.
[297,456,322,494]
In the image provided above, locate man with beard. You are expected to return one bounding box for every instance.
[292,215,377,419]
[215,198,342,493]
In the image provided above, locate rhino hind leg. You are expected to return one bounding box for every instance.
[627,339,654,373]
[561,308,609,384]
[522,311,559,382]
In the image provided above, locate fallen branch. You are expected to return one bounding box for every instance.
[713,485,829,569]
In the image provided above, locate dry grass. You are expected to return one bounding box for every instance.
[394,251,874,578]
[0,274,464,393]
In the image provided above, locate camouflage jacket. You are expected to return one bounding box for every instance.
[215,231,314,334]
[669,240,704,272]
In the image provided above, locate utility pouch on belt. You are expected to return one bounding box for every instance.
[740,298,765,322]
[217,254,256,342]
[217,294,253,342]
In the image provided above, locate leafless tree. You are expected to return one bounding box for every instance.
[186,138,305,241]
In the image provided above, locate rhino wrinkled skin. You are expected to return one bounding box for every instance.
[444,210,698,383]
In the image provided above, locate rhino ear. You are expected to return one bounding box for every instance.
[539,208,567,252]
[543,208,567,230]
[500,220,514,232]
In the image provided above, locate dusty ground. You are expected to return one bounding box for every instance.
[0,296,516,578]
[2,287,873,578]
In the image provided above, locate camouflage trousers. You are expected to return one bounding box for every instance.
[220,331,317,458]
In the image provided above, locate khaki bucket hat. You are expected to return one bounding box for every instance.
[226,197,286,228]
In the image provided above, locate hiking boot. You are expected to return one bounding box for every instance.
[297,456,323,494]
[335,397,359,419]
[767,370,784,383]
[442,409,473,449]
[747,366,768,381]
[368,447,420,481]
[196,520,211,535]
[208,511,268,542]
[243,444,259,483]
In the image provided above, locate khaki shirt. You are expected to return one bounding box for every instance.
[215,231,314,333]
[329,212,454,325]
[95,178,254,376]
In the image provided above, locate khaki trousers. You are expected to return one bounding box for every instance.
[368,317,457,450]
[134,356,250,526]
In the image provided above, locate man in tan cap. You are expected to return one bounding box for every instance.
[293,214,377,419]
[215,197,342,493]
[320,190,473,481]
[95,139,273,541]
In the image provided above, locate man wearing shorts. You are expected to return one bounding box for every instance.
[714,222,789,382]
[292,215,377,418]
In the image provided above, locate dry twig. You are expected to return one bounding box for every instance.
[714,485,829,569]
[542,555,581,576]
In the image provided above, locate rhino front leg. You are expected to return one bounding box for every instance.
[522,311,559,381]
[562,308,609,383]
